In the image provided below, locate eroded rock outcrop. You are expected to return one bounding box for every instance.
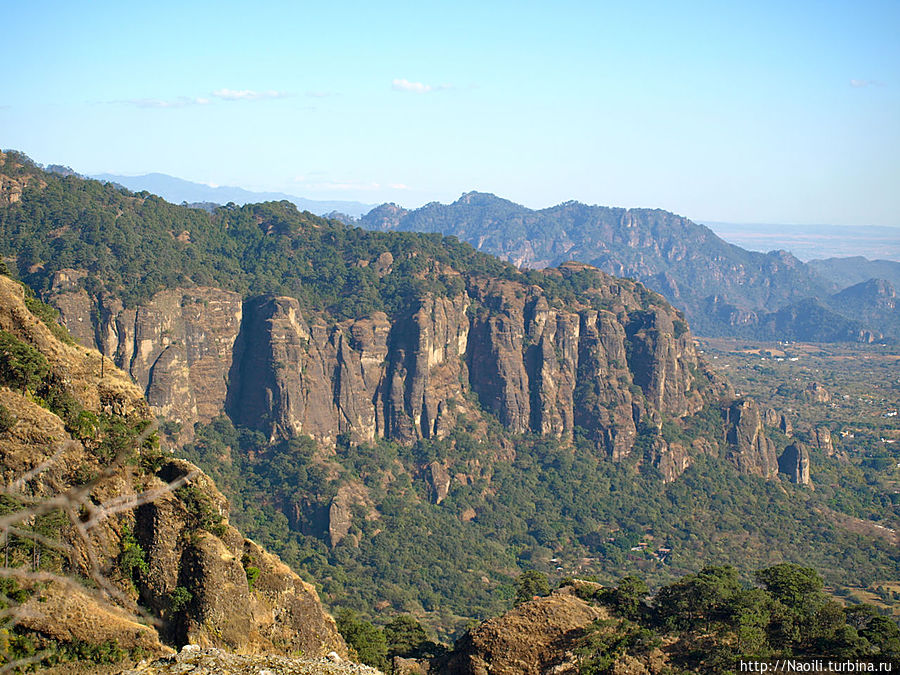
[725,399,778,478]
[0,275,346,662]
[778,442,811,485]
[803,382,831,403]
[437,588,610,675]
[814,426,834,455]
[50,263,721,467]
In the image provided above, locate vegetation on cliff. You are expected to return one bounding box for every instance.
[0,274,346,671]
[433,565,899,674]
[0,150,511,317]
[181,410,900,641]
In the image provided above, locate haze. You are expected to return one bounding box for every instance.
[3,0,898,227]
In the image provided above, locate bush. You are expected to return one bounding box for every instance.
[0,331,49,393]
[515,570,550,605]
[0,403,15,433]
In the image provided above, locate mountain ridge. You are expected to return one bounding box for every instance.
[360,192,896,341]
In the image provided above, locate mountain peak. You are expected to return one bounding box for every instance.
[454,191,517,208]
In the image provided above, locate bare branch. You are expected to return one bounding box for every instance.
[0,415,177,672]
[81,469,198,530]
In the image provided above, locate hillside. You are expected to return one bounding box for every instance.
[430,570,900,674]
[0,273,348,671]
[360,193,891,341]
[2,152,899,640]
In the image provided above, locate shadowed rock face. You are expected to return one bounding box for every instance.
[49,264,723,464]
[778,442,811,485]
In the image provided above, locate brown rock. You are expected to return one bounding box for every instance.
[650,438,692,483]
[437,589,609,674]
[0,275,347,661]
[814,426,834,455]
[45,264,726,472]
[427,461,452,504]
[778,442,811,485]
[327,483,374,547]
[779,414,793,437]
[725,399,778,478]
[803,382,831,403]
[14,577,169,658]
[50,284,243,440]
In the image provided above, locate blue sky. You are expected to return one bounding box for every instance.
[2,0,898,226]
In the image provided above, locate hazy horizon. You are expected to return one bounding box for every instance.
[3,0,898,227]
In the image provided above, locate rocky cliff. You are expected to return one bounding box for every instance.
[725,399,778,479]
[48,262,727,465]
[49,275,244,443]
[0,156,789,480]
[778,442,811,486]
[0,274,346,668]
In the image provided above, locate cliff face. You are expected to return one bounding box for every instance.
[778,442,811,485]
[50,276,244,442]
[49,264,722,464]
[0,275,346,661]
[725,399,778,479]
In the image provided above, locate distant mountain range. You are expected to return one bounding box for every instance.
[360,192,899,342]
[90,172,375,217]
[63,170,900,342]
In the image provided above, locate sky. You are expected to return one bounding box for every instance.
[2,0,899,227]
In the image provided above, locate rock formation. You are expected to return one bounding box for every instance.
[779,413,793,437]
[778,442,811,485]
[48,263,723,466]
[0,275,346,663]
[814,426,834,455]
[725,399,779,478]
[803,382,831,403]
[437,588,610,674]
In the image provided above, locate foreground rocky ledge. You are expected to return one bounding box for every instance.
[118,645,383,675]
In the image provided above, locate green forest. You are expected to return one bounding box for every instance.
[179,412,900,639]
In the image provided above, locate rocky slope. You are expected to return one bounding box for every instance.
[2,153,841,634]
[0,152,799,483]
[0,274,346,669]
[433,587,608,675]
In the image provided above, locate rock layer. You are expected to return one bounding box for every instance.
[49,264,721,464]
